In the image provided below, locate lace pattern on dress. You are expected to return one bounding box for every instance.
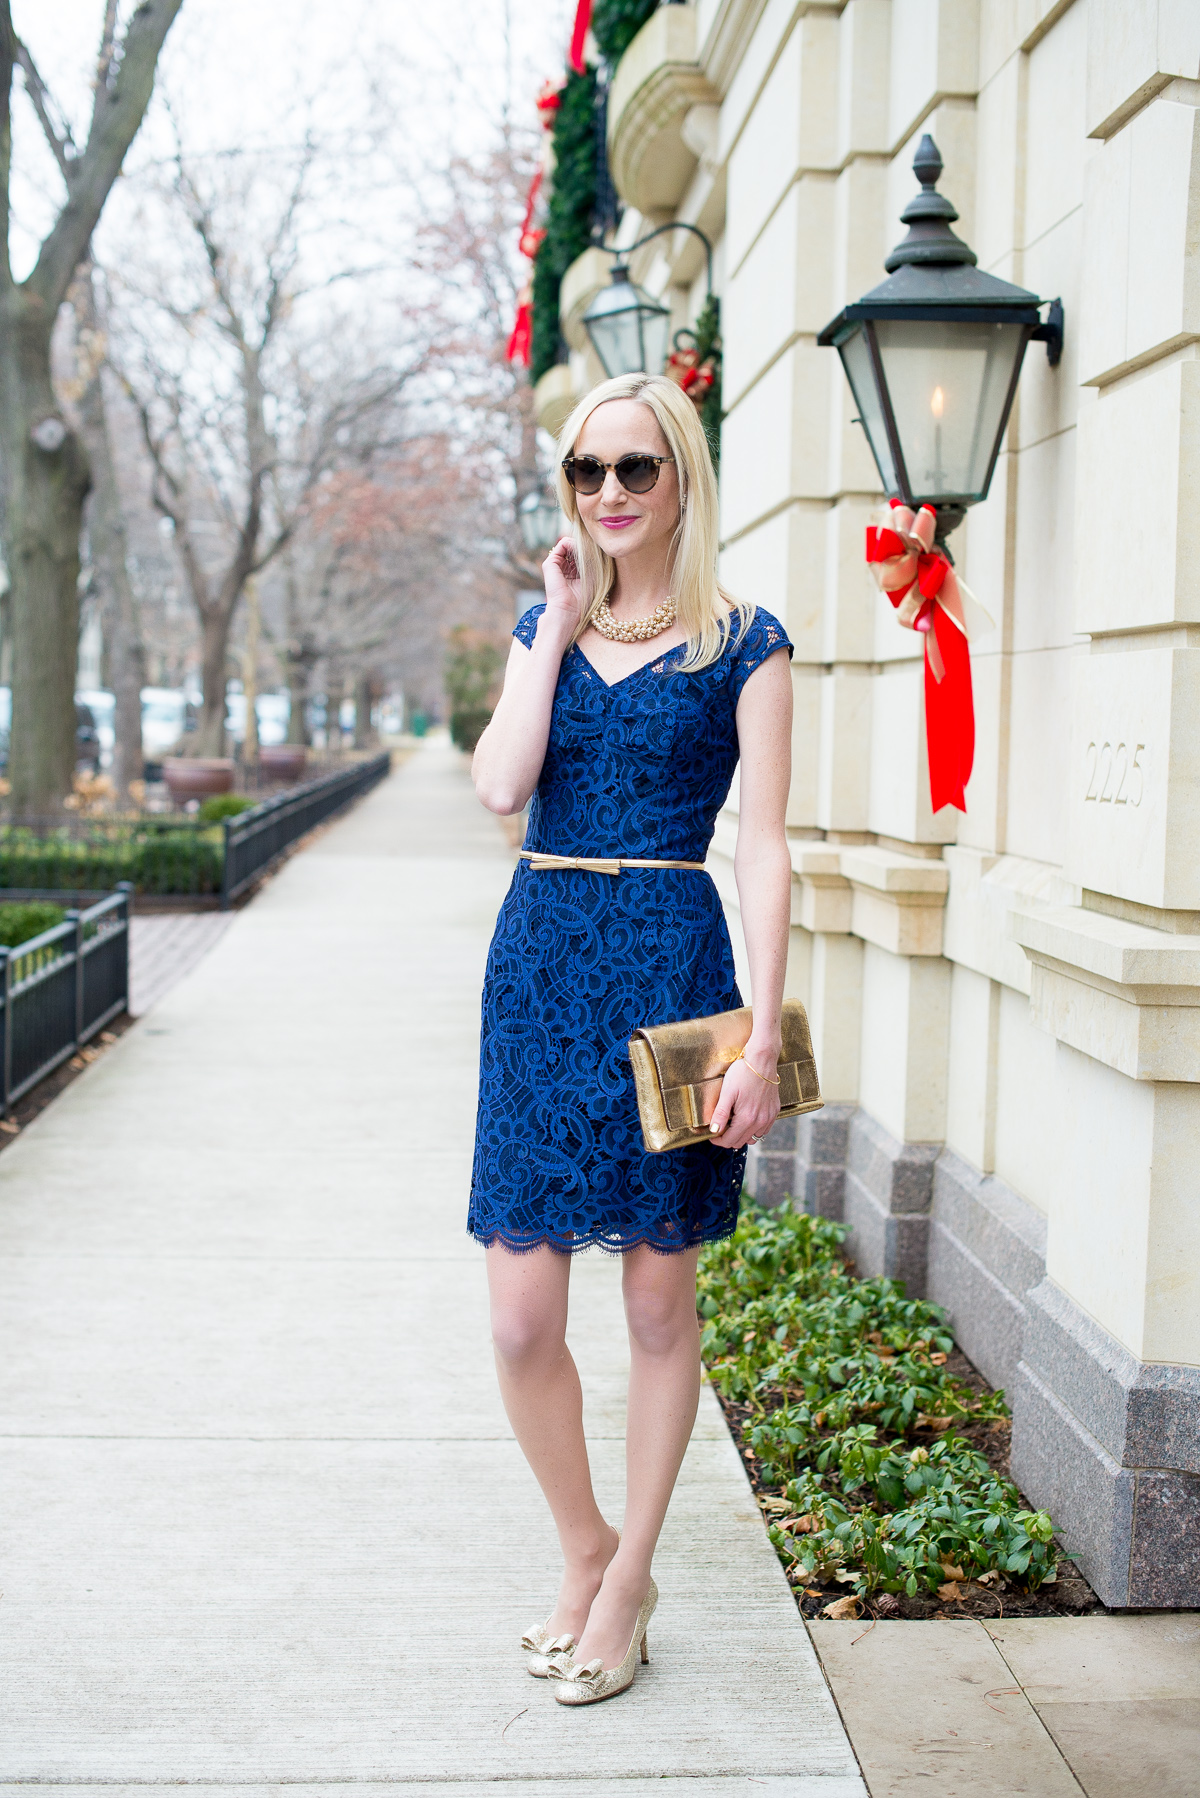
[469,600,793,1255]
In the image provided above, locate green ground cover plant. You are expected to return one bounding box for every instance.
[698,1202,1059,1607]
[0,826,223,896]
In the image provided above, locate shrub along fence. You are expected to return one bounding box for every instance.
[0,753,392,906]
[0,888,130,1114]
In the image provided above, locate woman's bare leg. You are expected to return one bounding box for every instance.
[571,1243,701,1669]
[486,1242,619,1639]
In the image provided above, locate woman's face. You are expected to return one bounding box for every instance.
[572,399,681,568]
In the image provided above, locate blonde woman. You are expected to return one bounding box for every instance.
[469,374,793,1704]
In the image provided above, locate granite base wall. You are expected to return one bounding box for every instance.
[1012,1280,1200,1607]
[842,1110,938,1297]
[743,1104,853,1215]
[927,1152,1046,1399]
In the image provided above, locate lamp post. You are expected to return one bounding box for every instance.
[518,489,562,555]
[818,135,1062,547]
[581,222,715,379]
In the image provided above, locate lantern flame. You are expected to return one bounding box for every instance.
[930,385,945,419]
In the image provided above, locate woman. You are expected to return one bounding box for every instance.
[469,372,793,1705]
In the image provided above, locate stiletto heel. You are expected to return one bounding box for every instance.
[640,1634,649,1664]
[550,1581,658,1705]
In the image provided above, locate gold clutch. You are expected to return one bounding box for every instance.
[628,999,823,1153]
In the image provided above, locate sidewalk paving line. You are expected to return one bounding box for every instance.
[809,1619,1084,1797]
[0,744,865,1791]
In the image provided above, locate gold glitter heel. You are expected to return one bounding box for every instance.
[550,1581,658,1706]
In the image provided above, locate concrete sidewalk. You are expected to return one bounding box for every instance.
[0,741,864,1796]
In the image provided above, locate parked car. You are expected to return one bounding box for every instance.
[225,690,290,747]
[76,689,115,769]
[74,701,101,773]
[140,688,189,761]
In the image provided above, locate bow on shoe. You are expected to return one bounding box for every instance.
[865,501,993,815]
[550,1656,605,1684]
[521,1625,574,1654]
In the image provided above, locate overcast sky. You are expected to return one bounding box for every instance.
[11,0,573,278]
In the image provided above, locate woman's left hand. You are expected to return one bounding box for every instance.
[709,1047,782,1152]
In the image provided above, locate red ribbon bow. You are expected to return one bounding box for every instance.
[865,501,989,815]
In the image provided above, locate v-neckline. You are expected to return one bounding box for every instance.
[571,639,687,691]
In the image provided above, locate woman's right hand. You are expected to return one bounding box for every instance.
[542,536,584,636]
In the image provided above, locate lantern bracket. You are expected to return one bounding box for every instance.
[592,222,714,298]
[1031,297,1064,367]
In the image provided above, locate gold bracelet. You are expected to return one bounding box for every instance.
[733,1048,781,1087]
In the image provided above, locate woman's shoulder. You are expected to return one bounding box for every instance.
[730,604,792,663]
[513,601,546,649]
[722,604,792,700]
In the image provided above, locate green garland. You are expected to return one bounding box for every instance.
[591,0,659,64]
[673,293,722,470]
[530,67,598,386]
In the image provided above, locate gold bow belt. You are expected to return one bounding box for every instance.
[518,850,706,877]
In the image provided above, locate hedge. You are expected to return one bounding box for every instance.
[0,828,223,897]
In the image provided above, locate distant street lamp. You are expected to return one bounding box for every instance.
[519,489,562,554]
[582,222,714,379]
[818,135,1063,545]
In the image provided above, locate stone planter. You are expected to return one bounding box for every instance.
[162,758,234,804]
[258,745,308,782]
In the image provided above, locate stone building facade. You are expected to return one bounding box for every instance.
[536,0,1200,1608]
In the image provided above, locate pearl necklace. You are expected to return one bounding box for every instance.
[591,596,677,643]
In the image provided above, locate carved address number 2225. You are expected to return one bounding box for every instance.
[1084,741,1145,806]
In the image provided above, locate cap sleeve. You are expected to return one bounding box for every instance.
[730,608,793,704]
[513,601,546,649]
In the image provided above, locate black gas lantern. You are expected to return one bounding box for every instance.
[818,135,1062,543]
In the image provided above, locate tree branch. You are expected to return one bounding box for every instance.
[96,0,120,92]
[29,0,184,315]
[13,38,75,180]
[0,2,15,290]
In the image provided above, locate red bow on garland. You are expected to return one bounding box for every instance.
[665,344,716,406]
[865,501,992,815]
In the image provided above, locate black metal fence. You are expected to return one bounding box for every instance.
[0,887,130,1113]
[221,751,391,907]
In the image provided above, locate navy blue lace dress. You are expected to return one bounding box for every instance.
[468,603,793,1255]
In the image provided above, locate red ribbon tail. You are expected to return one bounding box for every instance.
[924,605,974,813]
[569,0,592,72]
[506,301,533,368]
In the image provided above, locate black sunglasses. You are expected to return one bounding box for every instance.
[561,453,675,496]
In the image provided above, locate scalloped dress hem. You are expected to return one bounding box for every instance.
[468,1219,739,1257]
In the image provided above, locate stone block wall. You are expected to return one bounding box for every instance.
[598,0,1200,1606]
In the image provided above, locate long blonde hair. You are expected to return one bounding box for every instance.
[555,373,753,671]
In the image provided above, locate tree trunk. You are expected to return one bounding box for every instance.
[353,671,376,750]
[285,645,314,745]
[196,606,232,757]
[0,297,91,815]
[79,360,145,801]
[242,576,259,764]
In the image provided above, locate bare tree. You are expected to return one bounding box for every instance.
[0,0,183,813]
[72,272,146,798]
[118,147,421,754]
